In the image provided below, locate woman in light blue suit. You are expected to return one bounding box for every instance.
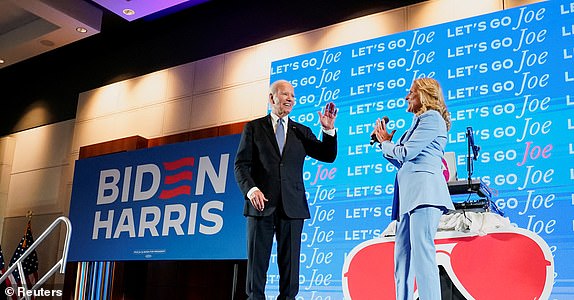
[372,77,454,300]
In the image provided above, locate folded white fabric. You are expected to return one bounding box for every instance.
[382,212,514,237]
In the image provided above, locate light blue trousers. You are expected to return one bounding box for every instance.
[394,206,443,300]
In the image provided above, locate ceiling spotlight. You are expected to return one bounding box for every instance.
[76,27,88,33]
[0,59,4,64]
[123,8,135,16]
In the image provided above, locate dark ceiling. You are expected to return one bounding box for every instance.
[0,0,427,136]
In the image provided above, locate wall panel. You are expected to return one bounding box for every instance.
[193,55,225,94]
[165,62,195,100]
[162,96,193,135]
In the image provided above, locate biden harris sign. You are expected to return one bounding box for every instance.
[68,135,245,261]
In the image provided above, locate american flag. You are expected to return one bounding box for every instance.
[2,242,18,300]
[0,245,7,300]
[7,221,39,290]
[0,244,5,272]
[0,245,6,282]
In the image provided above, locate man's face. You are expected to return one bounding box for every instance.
[269,82,295,117]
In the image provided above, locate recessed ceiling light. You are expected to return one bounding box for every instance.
[76,27,88,33]
[123,8,135,16]
[0,59,5,64]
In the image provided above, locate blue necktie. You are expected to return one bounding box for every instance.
[276,118,285,155]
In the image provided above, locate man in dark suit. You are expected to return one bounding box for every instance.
[234,79,338,300]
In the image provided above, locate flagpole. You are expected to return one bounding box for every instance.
[23,211,33,249]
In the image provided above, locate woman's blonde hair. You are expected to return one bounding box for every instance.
[413,77,451,130]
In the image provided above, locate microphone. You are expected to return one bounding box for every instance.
[370,116,390,145]
[466,126,480,160]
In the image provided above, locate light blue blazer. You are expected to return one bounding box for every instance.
[381,110,454,218]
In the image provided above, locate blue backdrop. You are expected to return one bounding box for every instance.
[268,1,573,299]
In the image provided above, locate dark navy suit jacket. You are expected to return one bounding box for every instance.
[234,114,337,219]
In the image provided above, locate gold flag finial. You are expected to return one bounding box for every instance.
[22,212,33,248]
